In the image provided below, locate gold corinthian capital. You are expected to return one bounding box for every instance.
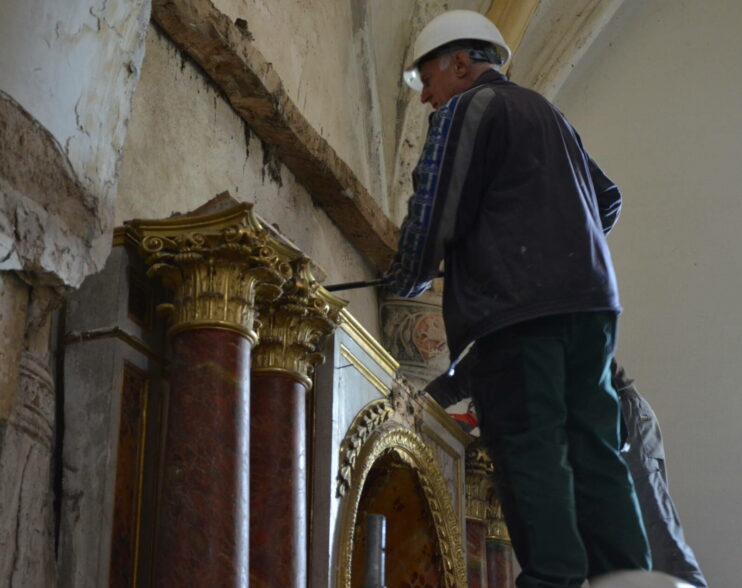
[465,440,512,543]
[126,203,293,344]
[465,440,495,522]
[251,257,348,389]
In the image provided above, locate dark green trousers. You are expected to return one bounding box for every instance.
[470,312,651,588]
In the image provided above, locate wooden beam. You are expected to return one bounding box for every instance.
[151,0,398,272]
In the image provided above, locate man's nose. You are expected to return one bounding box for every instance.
[420,88,431,104]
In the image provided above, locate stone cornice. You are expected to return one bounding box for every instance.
[151,0,399,272]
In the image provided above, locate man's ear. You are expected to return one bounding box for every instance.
[453,51,470,78]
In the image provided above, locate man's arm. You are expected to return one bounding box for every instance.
[589,157,622,234]
[384,95,464,297]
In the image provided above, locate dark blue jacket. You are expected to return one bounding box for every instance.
[386,70,621,361]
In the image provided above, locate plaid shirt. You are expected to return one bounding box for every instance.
[384,96,460,297]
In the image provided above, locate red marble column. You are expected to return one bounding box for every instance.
[486,538,515,588]
[466,519,489,588]
[129,204,291,588]
[154,328,252,586]
[248,257,346,588]
[249,373,308,588]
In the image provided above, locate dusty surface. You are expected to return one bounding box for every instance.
[0,351,56,588]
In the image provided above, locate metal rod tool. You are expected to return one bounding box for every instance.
[324,277,389,292]
[325,271,444,293]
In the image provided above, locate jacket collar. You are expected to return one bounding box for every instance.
[472,69,508,88]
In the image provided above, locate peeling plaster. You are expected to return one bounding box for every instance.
[0,0,152,285]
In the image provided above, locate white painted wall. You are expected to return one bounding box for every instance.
[555,1,742,585]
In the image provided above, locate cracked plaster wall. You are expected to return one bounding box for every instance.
[0,0,151,287]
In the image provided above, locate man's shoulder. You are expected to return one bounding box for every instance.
[458,75,546,111]
[449,82,500,116]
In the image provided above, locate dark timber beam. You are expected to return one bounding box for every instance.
[151,0,399,272]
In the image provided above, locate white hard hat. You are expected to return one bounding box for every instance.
[404,10,512,91]
[591,570,694,588]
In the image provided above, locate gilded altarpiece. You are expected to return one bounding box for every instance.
[60,204,472,587]
[311,312,469,587]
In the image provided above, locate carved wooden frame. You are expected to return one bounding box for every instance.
[335,417,467,588]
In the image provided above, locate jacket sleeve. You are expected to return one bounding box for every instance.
[589,157,622,234]
[384,96,463,297]
[425,348,477,408]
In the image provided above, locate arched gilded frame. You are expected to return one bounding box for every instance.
[335,408,467,588]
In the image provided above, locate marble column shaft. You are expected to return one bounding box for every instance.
[129,204,290,588]
[248,257,345,588]
[466,519,489,588]
[155,329,252,586]
[249,373,308,588]
[487,538,515,588]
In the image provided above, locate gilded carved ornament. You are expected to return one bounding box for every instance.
[127,204,292,343]
[466,441,495,522]
[488,492,510,543]
[388,375,426,434]
[465,440,512,542]
[336,399,395,498]
[335,421,467,588]
[251,256,348,388]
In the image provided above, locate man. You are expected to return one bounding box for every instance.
[427,359,708,587]
[613,362,708,587]
[385,9,650,587]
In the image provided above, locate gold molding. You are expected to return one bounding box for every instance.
[421,423,463,518]
[465,440,512,542]
[336,398,394,498]
[338,308,399,377]
[420,393,473,447]
[126,203,292,344]
[252,257,347,387]
[336,423,467,588]
[339,345,389,397]
[113,226,140,250]
[465,441,495,522]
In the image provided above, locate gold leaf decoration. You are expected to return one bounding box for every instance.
[336,423,467,588]
[336,399,394,498]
